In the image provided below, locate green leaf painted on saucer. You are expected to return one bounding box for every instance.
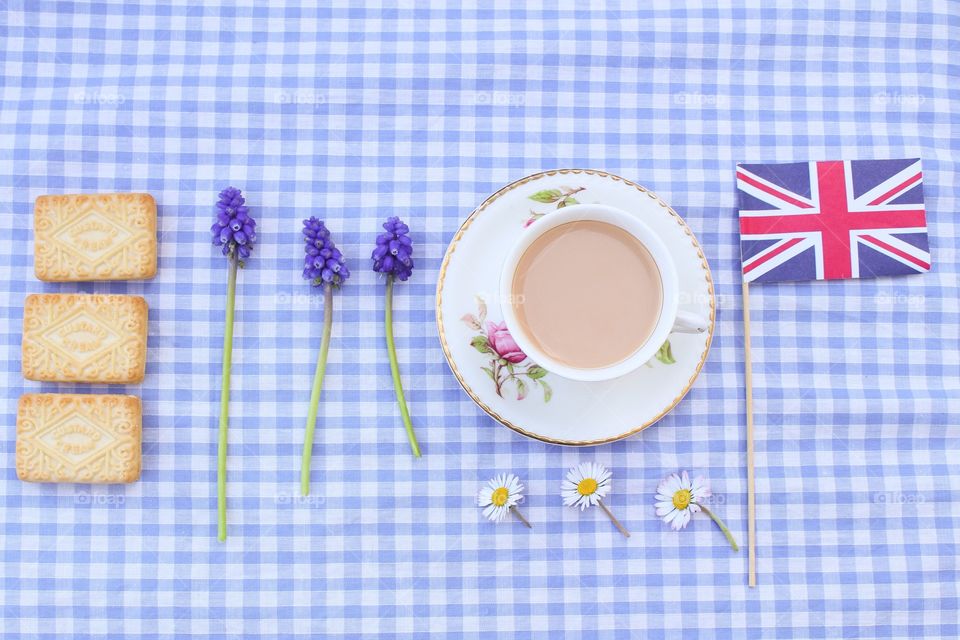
[471,335,493,353]
[654,340,676,365]
[528,189,563,203]
[526,365,547,379]
[538,379,553,403]
[515,377,528,400]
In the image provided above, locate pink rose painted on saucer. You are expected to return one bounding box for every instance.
[485,321,526,364]
[461,296,552,402]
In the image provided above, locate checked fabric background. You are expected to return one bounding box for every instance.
[0,2,957,638]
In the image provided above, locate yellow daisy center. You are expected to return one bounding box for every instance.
[491,487,509,507]
[577,478,598,496]
[673,489,692,510]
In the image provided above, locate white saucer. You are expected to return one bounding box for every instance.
[436,169,715,446]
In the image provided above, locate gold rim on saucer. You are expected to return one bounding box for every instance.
[435,169,716,446]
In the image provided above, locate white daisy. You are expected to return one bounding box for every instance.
[561,462,611,510]
[655,471,710,531]
[561,462,629,537]
[477,473,530,527]
[655,471,738,550]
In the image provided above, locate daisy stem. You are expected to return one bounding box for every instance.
[217,257,238,543]
[598,500,631,538]
[700,505,739,551]
[301,284,334,497]
[510,506,532,529]
[385,275,421,457]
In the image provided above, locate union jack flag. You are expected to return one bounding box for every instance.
[736,158,930,283]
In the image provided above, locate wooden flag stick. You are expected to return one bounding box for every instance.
[742,280,757,587]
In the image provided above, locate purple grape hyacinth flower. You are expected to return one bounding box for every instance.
[299,217,349,495]
[210,186,256,264]
[371,216,413,281]
[371,215,420,456]
[212,186,256,542]
[302,217,350,287]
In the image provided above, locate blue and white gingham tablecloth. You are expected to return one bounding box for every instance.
[0,2,957,638]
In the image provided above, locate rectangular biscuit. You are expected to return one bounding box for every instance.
[34,192,157,281]
[16,393,142,484]
[22,293,148,384]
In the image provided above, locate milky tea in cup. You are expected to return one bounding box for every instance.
[510,219,663,369]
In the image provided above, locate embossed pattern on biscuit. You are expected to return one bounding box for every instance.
[16,393,142,484]
[34,193,157,281]
[22,294,148,383]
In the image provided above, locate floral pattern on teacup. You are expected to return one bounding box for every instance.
[461,296,552,402]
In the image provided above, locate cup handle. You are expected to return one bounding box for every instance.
[672,310,709,334]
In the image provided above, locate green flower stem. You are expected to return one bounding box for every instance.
[701,505,739,551]
[217,257,238,542]
[301,284,334,496]
[598,500,631,538]
[509,506,532,529]
[385,275,421,457]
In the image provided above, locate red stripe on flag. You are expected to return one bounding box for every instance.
[736,171,814,210]
[867,172,922,206]
[742,237,804,274]
[859,235,930,270]
[738,208,927,236]
[815,161,853,280]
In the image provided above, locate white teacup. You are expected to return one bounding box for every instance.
[499,204,708,382]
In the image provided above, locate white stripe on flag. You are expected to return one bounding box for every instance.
[737,165,816,214]
[854,230,931,276]
[742,234,820,283]
[850,159,922,208]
